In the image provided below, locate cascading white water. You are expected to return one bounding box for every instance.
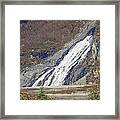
[32,35,93,87]
[32,68,54,87]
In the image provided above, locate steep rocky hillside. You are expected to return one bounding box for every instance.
[20,20,100,87]
[20,20,100,68]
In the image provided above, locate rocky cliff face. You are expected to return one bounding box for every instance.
[20,20,100,87]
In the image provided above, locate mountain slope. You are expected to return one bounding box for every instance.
[20,21,100,87]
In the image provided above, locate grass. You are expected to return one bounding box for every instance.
[20,84,100,100]
[20,87,53,100]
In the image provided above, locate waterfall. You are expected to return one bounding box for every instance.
[32,35,93,87]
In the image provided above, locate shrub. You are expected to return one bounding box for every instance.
[87,85,100,100]
[37,88,52,100]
